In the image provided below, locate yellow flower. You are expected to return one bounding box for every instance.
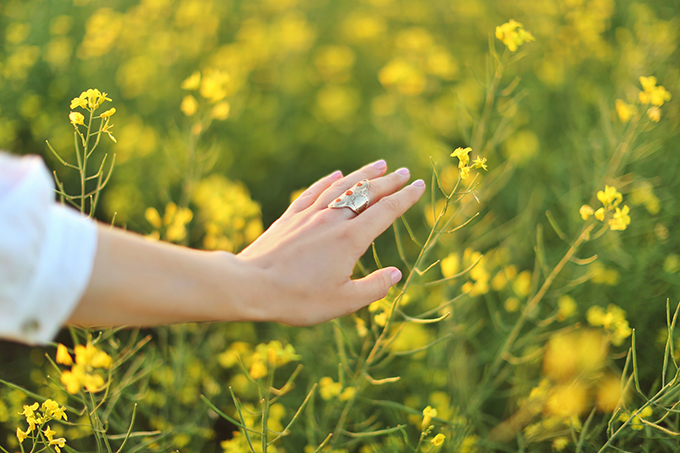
[319,377,342,400]
[471,156,488,171]
[594,207,605,221]
[210,101,231,120]
[579,205,594,220]
[56,344,73,366]
[181,95,199,117]
[504,297,520,312]
[619,406,652,430]
[249,360,268,379]
[495,19,534,52]
[647,106,661,122]
[451,147,472,168]
[552,437,569,451]
[74,343,112,369]
[17,427,28,442]
[556,295,577,321]
[545,381,589,418]
[69,111,85,126]
[42,400,67,421]
[339,386,356,401]
[70,89,111,111]
[615,99,635,122]
[181,71,201,90]
[99,107,116,119]
[597,185,622,208]
[638,76,671,107]
[609,205,630,231]
[440,253,460,278]
[596,374,626,412]
[421,405,438,429]
[431,433,446,446]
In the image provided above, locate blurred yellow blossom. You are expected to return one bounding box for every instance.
[512,270,532,298]
[495,19,534,52]
[319,377,342,400]
[597,185,622,208]
[619,406,652,430]
[69,111,85,127]
[181,95,199,117]
[421,405,437,429]
[431,433,445,446]
[210,101,231,120]
[615,99,635,122]
[609,205,630,231]
[545,381,589,418]
[556,295,577,321]
[638,76,671,107]
[57,342,112,394]
[440,253,460,278]
[181,71,202,90]
[543,330,607,382]
[579,204,594,220]
[99,107,116,119]
[596,374,626,412]
[504,297,520,313]
[647,106,661,122]
[587,304,632,346]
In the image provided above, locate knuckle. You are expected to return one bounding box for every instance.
[376,194,402,213]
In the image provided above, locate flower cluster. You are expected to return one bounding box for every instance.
[56,342,113,394]
[517,329,626,450]
[586,304,632,346]
[16,399,68,452]
[450,147,487,180]
[616,76,672,123]
[495,19,534,52]
[580,185,631,231]
[68,88,117,142]
[145,202,194,243]
[318,376,355,401]
[180,68,232,121]
[618,406,653,430]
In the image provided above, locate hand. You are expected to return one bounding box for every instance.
[236,159,426,326]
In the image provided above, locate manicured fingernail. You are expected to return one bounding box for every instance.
[411,179,425,187]
[330,170,343,179]
[395,167,410,176]
[390,268,402,285]
[372,159,387,170]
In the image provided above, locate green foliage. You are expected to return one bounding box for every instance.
[2,0,680,451]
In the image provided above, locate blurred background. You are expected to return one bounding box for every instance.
[1,0,679,450]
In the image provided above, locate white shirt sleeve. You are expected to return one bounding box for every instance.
[0,152,98,345]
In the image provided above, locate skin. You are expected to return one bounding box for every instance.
[68,160,426,328]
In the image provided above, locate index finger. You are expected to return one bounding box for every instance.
[352,179,426,240]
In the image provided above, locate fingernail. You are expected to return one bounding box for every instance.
[411,179,425,188]
[390,268,402,285]
[372,159,387,170]
[330,170,343,179]
[395,167,410,176]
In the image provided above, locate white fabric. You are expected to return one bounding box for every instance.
[0,152,98,345]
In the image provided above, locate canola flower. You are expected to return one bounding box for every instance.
[56,342,113,394]
[580,185,631,231]
[450,147,487,180]
[16,399,68,452]
[421,405,437,430]
[618,406,653,430]
[495,19,534,52]
[586,304,632,346]
[248,341,301,379]
[431,433,445,446]
[616,75,671,123]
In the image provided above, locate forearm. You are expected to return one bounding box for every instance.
[68,224,256,327]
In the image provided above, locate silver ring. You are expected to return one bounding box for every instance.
[328,179,370,215]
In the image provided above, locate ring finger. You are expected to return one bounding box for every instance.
[324,167,413,218]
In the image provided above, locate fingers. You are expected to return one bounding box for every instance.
[343,266,403,311]
[356,179,426,239]
[313,159,389,210]
[286,170,343,214]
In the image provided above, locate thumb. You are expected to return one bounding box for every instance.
[347,267,403,310]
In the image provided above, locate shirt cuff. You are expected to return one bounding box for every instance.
[16,204,98,345]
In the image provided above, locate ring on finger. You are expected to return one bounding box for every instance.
[328,179,370,215]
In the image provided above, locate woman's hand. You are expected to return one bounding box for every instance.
[236,159,426,326]
[69,160,424,329]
